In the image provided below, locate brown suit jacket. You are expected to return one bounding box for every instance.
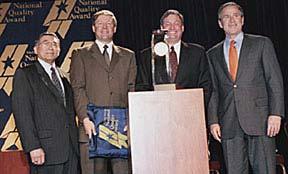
[70,43,137,142]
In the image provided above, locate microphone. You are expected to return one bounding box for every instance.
[152,29,168,35]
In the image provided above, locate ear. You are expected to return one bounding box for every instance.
[181,25,184,32]
[113,26,117,33]
[241,17,244,26]
[92,25,95,33]
[218,19,223,29]
[33,46,38,55]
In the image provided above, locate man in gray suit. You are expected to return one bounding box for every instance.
[207,2,284,174]
[12,32,79,174]
[70,10,137,174]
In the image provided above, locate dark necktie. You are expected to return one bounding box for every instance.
[229,40,238,81]
[103,45,110,66]
[169,46,178,82]
[50,67,64,98]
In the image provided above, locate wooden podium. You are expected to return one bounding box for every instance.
[128,89,209,174]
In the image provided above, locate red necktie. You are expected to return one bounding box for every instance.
[229,40,238,81]
[169,46,178,82]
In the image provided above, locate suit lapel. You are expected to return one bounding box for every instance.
[35,62,65,107]
[212,42,232,81]
[110,45,120,72]
[61,77,73,110]
[176,42,189,82]
[91,43,110,72]
[235,35,252,81]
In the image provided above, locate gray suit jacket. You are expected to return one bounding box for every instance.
[12,61,79,165]
[70,43,137,142]
[207,34,284,139]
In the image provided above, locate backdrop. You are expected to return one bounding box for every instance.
[0,0,288,170]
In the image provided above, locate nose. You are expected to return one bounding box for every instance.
[102,23,108,29]
[229,16,236,23]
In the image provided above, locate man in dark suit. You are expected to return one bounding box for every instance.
[70,10,137,174]
[12,32,79,174]
[207,2,284,173]
[136,9,211,106]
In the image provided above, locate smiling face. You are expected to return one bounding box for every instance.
[34,35,60,65]
[161,14,184,45]
[218,5,244,39]
[92,14,116,44]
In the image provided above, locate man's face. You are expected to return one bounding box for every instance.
[34,35,60,64]
[92,14,116,43]
[161,14,184,45]
[218,5,244,39]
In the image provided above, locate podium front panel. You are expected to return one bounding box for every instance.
[128,89,209,174]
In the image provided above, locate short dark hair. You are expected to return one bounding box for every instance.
[92,10,117,27]
[35,32,59,45]
[160,9,184,26]
[218,2,244,20]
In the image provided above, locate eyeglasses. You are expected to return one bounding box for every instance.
[38,41,59,48]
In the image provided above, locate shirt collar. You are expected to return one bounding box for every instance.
[169,40,181,51]
[168,40,181,59]
[38,58,56,76]
[96,40,113,53]
[225,32,244,47]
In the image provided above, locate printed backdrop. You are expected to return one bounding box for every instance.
[0,0,109,151]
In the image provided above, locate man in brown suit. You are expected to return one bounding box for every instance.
[70,10,137,174]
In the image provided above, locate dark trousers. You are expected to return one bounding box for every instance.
[30,146,79,174]
[222,127,276,174]
[80,142,130,174]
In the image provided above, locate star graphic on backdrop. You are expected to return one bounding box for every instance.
[56,0,68,15]
[2,56,15,70]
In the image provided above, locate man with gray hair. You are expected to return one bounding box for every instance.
[208,2,284,173]
[12,32,79,174]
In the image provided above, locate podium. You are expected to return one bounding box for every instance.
[128,89,209,174]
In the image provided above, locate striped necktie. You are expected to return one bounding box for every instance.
[50,67,64,98]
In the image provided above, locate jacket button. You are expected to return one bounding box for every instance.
[233,84,237,88]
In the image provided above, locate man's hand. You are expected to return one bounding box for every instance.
[210,123,221,142]
[83,117,96,139]
[267,115,281,137]
[30,148,45,165]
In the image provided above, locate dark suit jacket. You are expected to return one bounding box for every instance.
[70,43,137,142]
[136,41,212,107]
[12,61,79,165]
[207,34,284,139]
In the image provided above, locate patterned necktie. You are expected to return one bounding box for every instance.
[50,67,64,98]
[229,40,238,81]
[169,46,178,82]
[103,45,110,66]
